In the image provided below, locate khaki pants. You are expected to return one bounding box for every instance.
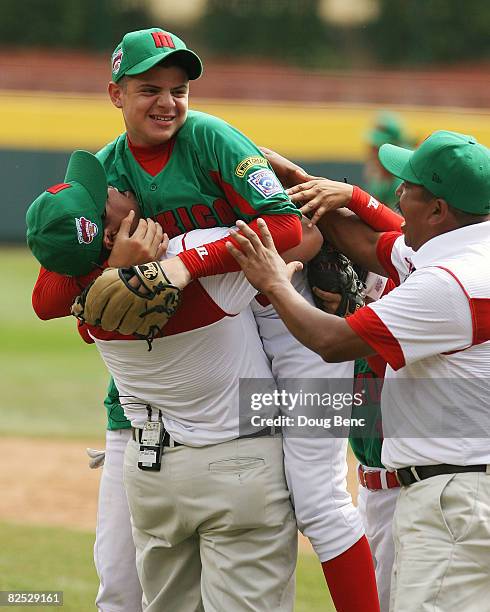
[124,436,297,612]
[390,471,490,612]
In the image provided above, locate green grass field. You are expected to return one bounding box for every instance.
[1,247,335,610]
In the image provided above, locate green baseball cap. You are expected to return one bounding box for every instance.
[26,150,107,276]
[379,130,490,215]
[366,111,406,148]
[111,28,203,82]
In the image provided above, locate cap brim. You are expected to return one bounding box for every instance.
[124,49,203,81]
[378,143,420,184]
[64,150,107,213]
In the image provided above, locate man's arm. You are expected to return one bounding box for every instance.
[226,219,375,363]
[317,208,387,277]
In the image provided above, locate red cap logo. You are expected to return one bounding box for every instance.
[76,217,99,245]
[47,183,72,195]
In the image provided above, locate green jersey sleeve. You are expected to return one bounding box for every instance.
[180,111,301,221]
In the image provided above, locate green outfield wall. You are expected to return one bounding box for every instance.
[2,90,489,243]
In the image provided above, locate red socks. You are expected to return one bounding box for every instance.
[321,536,380,612]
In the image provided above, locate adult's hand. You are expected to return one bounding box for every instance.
[287,178,354,226]
[226,219,302,294]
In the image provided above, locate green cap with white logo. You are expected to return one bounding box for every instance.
[111,28,203,82]
[379,130,490,215]
[26,151,107,276]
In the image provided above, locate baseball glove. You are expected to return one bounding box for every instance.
[71,261,182,344]
[307,243,365,317]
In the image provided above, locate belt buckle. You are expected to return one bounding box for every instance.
[358,465,367,488]
[359,466,379,491]
[394,470,404,487]
[395,466,421,487]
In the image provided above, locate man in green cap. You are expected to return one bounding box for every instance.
[226,130,490,611]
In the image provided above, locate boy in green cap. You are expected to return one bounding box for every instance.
[228,130,490,612]
[100,27,302,287]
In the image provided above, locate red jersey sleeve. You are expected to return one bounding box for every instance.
[375,232,404,285]
[347,306,406,371]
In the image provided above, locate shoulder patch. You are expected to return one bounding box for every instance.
[47,183,72,195]
[247,169,283,198]
[76,217,99,245]
[235,156,268,178]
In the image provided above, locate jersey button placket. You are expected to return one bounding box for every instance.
[150,183,158,192]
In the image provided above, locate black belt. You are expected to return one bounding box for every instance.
[131,425,281,446]
[395,463,488,487]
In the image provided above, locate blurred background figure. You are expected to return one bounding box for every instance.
[363,111,413,211]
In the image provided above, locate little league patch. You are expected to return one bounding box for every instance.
[247,169,283,198]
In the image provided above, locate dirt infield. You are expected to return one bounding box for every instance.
[0,437,359,553]
[0,437,102,531]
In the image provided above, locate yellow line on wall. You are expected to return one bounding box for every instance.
[0,90,489,161]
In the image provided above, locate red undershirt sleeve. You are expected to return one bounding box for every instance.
[348,186,404,232]
[32,265,106,320]
[177,214,302,279]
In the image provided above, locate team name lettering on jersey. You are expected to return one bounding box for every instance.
[154,201,238,239]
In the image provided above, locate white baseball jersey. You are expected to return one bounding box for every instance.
[348,221,490,469]
[252,271,364,562]
[90,227,274,446]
